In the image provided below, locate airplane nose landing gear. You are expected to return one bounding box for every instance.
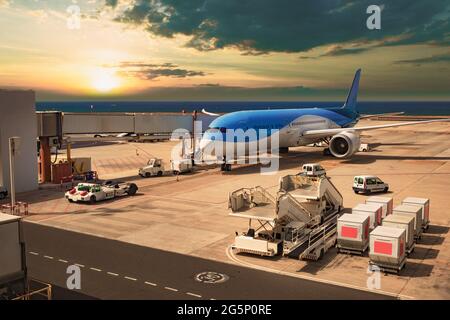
[220,156,232,171]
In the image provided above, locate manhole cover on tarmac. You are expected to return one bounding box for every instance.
[195,272,229,284]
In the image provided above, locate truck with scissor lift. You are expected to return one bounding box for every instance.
[0,213,52,300]
[229,173,343,261]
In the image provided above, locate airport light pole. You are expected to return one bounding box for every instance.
[8,136,20,209]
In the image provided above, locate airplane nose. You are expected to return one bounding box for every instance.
[199,137,212,151]
[195,137,213,160]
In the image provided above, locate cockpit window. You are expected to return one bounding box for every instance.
[210,127,227,133]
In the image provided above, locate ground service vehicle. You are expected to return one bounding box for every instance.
[65,182,138,203]
[353,176,389,194]
[230,174,343,260]
[139,158,193,177]
[301,163,326,177]
[139,158,165,177]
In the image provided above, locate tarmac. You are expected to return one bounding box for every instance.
[4,119,450,299]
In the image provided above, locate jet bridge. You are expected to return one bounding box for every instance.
[35,111,217,183]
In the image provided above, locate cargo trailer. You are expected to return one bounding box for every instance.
[352,203,383,229]
[382,214,415,255]
[365,196,393,218]
[336,213,370,255]
[393,204,423,240]
[369,226,406,274]
[402,197,430,231]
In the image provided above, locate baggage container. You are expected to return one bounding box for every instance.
[402,197,430,231]
[393,204,423,240]
[352,203,383,229]
[337,213,369,254]
[365,196,393,218]
[382,214,415,255]
[369,226,406,274]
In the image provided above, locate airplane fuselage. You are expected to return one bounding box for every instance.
[199,108,359,156]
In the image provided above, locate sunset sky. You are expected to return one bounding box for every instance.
[0,0,449,101]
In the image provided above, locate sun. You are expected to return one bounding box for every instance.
[91,69,120,93]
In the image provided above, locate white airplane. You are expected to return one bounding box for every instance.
[198,69,449,163]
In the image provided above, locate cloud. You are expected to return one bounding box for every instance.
[394,53,450,66]
[300,44,371,60]
[109,0,450,54]
[320,45,370,57]
[32,83,349,101]
[104,0,119,8]
[115,62,206,80]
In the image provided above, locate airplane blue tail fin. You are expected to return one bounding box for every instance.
[338,69,361,119]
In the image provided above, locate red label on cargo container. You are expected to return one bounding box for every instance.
[374,241,392,255]
[341,226,358,239]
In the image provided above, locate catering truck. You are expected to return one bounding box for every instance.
[0,213,52,299]
[229,174,343,260]
[0,213,26,299]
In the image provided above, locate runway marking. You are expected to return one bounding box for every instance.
[225,245,414,300]
[27,249,214,299]
[145,281,157,287]
[186,292,202,298]
[107,272,119,277]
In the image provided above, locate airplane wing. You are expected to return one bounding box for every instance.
[302,118,450,139]
[358,112,405,119]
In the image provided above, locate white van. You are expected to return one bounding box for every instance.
[301,163,326,177]
[353,176,389,194]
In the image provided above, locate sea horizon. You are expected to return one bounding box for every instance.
[36,100,450,116]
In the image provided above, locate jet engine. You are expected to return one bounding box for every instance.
[329,131,360,158]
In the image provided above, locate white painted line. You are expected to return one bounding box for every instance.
[225,246,414,300]
[44,255,54,260]
[164,287,178,292]
[75,263,85,268]
[145,281,157,287]
[90,267,102,272]
[124,276,137,281]
[186,292,202,298]
[29,251,39,256]
[107,272,119,277]
[58,259,68,263]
